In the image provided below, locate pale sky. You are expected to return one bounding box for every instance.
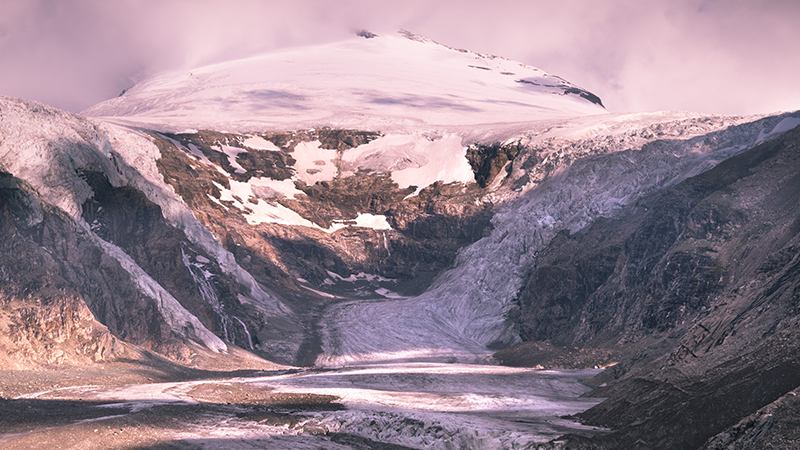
[1,0,798,116]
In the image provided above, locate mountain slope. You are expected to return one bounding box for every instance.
[0,96,293,366]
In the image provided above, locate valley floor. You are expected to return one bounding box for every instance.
[0,362,606,449]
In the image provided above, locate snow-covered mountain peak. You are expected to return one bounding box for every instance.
[82,31,606,133]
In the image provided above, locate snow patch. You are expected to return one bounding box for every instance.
[292,140,338,184]
[213,177,393,232]
[340,133,474,192]
[329,213,392,231]
[242,135,281,150]
[217,144,248,174]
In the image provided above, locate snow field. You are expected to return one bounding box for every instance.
[82,32,606,133]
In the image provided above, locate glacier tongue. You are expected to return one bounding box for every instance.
[317,112,793,366]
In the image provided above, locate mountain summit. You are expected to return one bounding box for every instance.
[83,30,606,132]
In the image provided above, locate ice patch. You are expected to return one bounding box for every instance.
[217,144,248,174]
[242,135,281,150]
[329,213,392,231]
[185,143,213,165]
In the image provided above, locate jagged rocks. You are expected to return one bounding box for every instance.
[79,170,258,352]
[0,173,134,367]
[701,386,800,449]
[466,141,523,188]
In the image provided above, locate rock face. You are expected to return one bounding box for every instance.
[79,170,256,353]
[0,171,147,367]
[0,97,236,366]
[501,124,800,449]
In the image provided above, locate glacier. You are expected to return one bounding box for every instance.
[315,111,798,365]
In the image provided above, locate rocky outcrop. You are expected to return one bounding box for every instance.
[80,170,258,353]
[466,141,523,188]
[0,172,149,367]
[701,386,800,449]
[163,128,381,182]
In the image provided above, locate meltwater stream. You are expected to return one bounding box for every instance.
[25,363,607,449]
[257,363,607,448]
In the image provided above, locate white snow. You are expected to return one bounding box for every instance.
[329,213,392,231]
[339,133,475,192]
[248,176,302,199]
[241,132,474,199]
[212,177,393,232]
[755,115,800,144]
[291,140,339,185]
[82,32,606,133]
[218,144,248,174]
[242,135,281,150]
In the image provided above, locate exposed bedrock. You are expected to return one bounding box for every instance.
[0,172,173,366]
[79,170,259,353]
[466,140,524,188]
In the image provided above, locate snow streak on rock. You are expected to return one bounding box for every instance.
[0,96,270,353]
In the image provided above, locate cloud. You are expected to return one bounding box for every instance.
[0,0,798,115]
